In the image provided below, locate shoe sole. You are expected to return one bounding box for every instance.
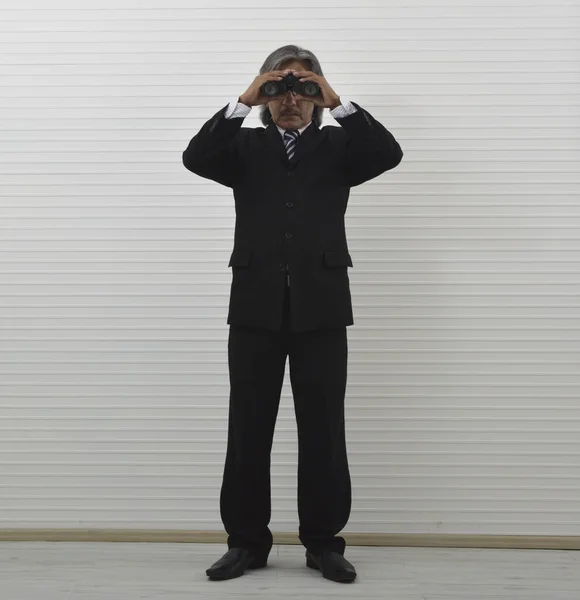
[306,556,356,583]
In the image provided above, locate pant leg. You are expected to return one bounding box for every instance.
[220,317,288,560]
[288,325,351,556]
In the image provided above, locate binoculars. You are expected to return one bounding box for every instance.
[260,72,321,98]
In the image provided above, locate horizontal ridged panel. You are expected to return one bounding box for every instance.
[1,0,579,535]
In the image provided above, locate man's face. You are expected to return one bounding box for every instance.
[267,60,315,130]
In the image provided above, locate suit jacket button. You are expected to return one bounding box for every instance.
[285,232,292,238]
[286,202,294,208]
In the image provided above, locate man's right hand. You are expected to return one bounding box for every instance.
[238,70,292,107]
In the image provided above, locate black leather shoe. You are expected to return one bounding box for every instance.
[306,550,357,583]
[206,548,267,581]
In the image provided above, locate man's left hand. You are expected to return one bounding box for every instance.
[290,70,341,110]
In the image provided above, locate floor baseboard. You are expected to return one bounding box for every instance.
[0,530,578,550]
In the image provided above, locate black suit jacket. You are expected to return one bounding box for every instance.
[182,102,403,332]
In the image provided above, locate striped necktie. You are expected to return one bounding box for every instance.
[283,129,300,160]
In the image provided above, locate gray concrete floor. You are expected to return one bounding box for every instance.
[1,542,579,599]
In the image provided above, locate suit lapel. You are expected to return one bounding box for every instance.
[265,120,323,167]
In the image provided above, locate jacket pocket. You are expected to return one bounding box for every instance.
[228,248,252,267]
[323,248,353,268]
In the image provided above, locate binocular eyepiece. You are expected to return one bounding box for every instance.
[260,72,321,98]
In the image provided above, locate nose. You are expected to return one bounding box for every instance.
[282,90,298,105]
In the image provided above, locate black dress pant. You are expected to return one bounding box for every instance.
[219,283,352,560]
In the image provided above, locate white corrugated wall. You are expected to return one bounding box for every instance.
[1,0,579,537]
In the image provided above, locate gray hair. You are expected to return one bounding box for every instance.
[257,45,325,128]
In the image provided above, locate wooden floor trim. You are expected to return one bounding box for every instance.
[1,530,579,550]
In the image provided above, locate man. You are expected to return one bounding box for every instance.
[182,45,403,584]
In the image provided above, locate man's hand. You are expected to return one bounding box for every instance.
[239,70,292,107]
[290,70,341,110]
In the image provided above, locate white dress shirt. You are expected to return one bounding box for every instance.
[224,96,358,137]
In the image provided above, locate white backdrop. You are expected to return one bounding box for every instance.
[1,0,580,536]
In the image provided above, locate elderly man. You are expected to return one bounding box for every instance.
[182,44,403,584]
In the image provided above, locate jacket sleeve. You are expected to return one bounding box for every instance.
[182,104,245,188]
[334,101,403,187]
